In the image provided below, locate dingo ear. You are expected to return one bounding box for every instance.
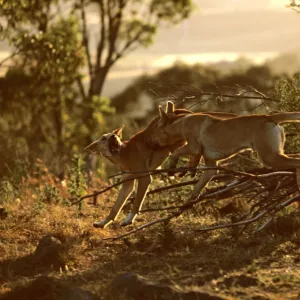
[112,126,123,139]
[159,106,169,126]
[166,101,175,113]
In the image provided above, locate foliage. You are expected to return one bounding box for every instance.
[288,0,300,13]
[0,1,87,175]
[274,75,300,153]
[67,155,87,212]
[0,178,15,204]
[40,183,62,204]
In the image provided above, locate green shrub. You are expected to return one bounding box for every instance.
[274,75,300,153]
[67,154,87,213]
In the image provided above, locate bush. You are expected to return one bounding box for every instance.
[274,75,300,153]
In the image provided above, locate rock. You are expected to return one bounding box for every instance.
[110,272,227,300]
[0,276,99,300]
[33,235,67,269]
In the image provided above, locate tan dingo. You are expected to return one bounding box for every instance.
[150,101,300,200]
[85,104,237,228]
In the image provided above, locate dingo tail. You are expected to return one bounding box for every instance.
[271,112,300,124]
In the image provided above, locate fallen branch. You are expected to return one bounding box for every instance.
[71,165,229,205]
[103,178,254,240]
[101,167,299,240]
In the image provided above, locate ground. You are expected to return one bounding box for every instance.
[1,181,300,300]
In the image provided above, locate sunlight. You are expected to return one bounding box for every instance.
[151,52,279,68]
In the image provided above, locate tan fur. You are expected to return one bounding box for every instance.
[85,106,237,228]
[150,101,300,200]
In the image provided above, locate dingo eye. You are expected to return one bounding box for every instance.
[100,136,107,141]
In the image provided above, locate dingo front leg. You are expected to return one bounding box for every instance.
[93,176,135,228]
[120,174,152,226]
[178,154,202,178]
[167,143,202,176]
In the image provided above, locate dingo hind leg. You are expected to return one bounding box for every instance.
[178,154,202,178]
[264,154,300,188]
[255,123,300,188]
[167,142,202,176]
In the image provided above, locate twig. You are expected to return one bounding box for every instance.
[195,192,300,233]
[194,209,269,232]
[149,81,274,101]
[102,211,182,241]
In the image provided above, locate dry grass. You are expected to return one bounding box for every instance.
[1,168,300,300]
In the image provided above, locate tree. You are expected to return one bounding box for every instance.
[0,0,85,175]
[0,0,195,176]
[288,0,300,12]
[74,0,195,143]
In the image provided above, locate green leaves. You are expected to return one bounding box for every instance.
[274,75,300,153]
[275,75,300,112]
[149,0,195,24]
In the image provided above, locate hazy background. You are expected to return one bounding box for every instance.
[1,0,300,96]
[96,0,300,96]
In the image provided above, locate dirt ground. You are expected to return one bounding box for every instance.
[1,190,300,300]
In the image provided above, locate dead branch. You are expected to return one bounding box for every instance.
[101,167,299,240]
[196,194,300,233]
[102,177,255,240]
[71,166,226,205]
[149,81,274,102]
[73,165,293,206]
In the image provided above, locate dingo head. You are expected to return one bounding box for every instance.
[150,101,185,148]
[84,127,123,157]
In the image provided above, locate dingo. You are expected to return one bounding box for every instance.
[85,104,237,228]
[150,101,300,200]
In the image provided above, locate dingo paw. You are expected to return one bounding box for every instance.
[120,212,137,227]
[93,218,113,229]
[177,171,187,178]
[177,170,196,178]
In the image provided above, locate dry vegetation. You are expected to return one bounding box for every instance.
[1,159,300,300]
